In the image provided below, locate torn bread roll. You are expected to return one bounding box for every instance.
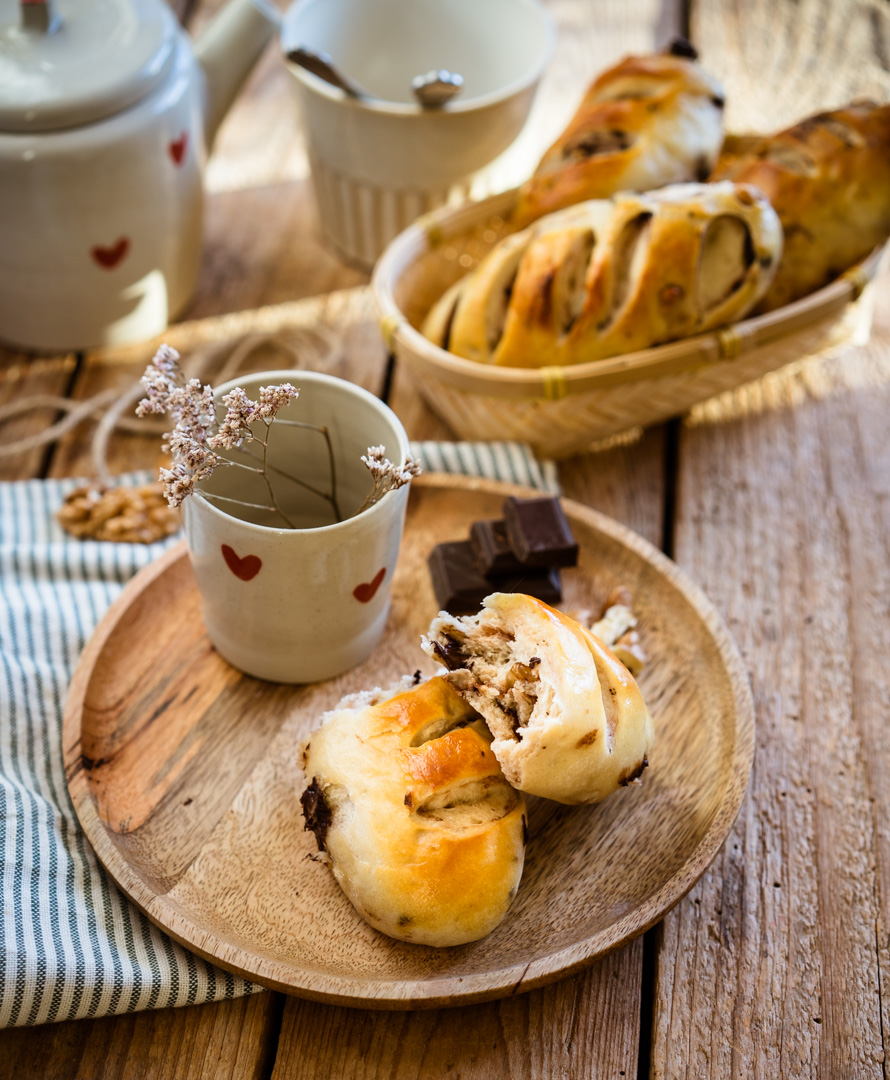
[423,182,782,368]
[422,594,654,805]
[513,40,726,227]
[575,586,648,677]
[300,676,527,946]
[711,100,890,312]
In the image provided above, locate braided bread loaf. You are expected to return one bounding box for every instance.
[513,41,726,227]
[423,182,783,368]
[711,101,890,312]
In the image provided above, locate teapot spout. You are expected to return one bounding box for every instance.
[196,0,280,150]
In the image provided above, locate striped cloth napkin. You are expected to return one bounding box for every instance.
[0,443,558,1027]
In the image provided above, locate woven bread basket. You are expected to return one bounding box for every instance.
[372,188,885,458]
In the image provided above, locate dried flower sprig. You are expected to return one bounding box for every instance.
[358,446,423,514]
[136,344,421,528]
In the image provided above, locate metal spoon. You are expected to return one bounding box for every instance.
[285,46,463,108]
[411,69,464,108]
[285,47,370,99]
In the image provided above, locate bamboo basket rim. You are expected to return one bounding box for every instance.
[371,187,885,401]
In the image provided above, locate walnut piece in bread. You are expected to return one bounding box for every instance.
[300,676,527,946]
[513,41,725,227]
[422,594,654,805]
[711,101,890,312]
[423,182,782,368]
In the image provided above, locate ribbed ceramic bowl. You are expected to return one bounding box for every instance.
[281,0,555,268]
[372,188,885,458]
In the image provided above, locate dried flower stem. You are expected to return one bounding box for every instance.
[257,420,298,528]
[197,492,284,514]
[321,425,340,522]
[233,418,342,522]
[357,446,423,515]
[136,345,421,528]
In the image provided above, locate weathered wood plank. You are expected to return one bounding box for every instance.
[650,4,890,1073]
[558,427,669,549]
[273,948,643,1080]
[692,0,890,131]
[653,272,890,1078]
[0,351,76,481]
[191,181,367,323]
[0,992,281,1080]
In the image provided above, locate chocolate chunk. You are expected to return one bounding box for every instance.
[497,564,562,606]
[429,541,491,614]
[431,634,470,671]
[618,756,649,786]
[502,497,579,568]
[428,540,562,614]
[470,519,525,575]
[300,779,333,851]
[667,37,698,60]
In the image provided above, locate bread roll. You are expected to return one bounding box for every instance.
[423,182,782,368]
[422,594,654,805]
[513,41,726,227]
[711,101,890,311]
[300,676,527,946]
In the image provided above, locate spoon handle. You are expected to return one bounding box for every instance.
[285,47,367,99]
[20,0,61,34]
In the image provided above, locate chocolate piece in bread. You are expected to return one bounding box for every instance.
[503,497,579,568]
[429,540,562,614]
[470,520,525,575]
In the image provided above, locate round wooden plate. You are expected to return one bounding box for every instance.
[63,475,754,1010]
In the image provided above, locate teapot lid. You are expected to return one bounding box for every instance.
[0,0,178,133]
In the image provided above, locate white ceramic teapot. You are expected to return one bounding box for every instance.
[0,0,279,352]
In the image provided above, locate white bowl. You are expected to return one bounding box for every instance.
[281,0,555,267]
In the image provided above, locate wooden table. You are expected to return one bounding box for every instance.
[2,1,889,1075]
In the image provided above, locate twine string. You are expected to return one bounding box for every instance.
[0,327,342,482]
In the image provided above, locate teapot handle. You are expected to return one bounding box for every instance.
[196,0,281,150]
[20,0,62,34]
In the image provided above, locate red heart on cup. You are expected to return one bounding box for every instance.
[353,567,385,603]
[169,132,188,165]
[91,237,130,269]
[222,544,262,582]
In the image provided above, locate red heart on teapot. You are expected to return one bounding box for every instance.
[353,567,385,603]
[222,544,262,582]
[91,237,130,270]
[169,133,188,165]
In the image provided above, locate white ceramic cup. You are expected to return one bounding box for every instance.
[181,370,412,683]
[281,0,556,268]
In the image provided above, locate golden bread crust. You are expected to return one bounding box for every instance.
[301,676,527,946]
[513,52,725,226]
[424,182,782,367]
[423,594,655,805]
[711,101,890,311]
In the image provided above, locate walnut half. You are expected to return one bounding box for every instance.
[57,483,179,544]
